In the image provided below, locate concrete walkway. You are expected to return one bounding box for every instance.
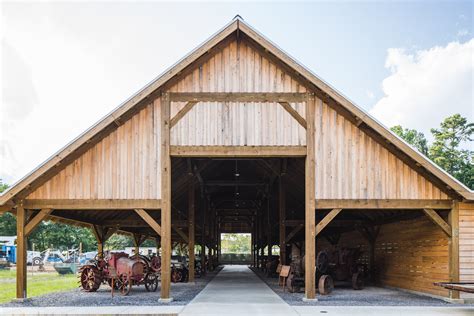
[179,265,298,316]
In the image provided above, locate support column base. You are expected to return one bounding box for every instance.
[12,298,30,303]
[159,297,174,303]
[302,297,318,302]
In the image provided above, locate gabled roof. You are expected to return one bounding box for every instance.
[1,17,473,208]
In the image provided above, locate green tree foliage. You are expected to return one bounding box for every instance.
[390,125,429,155]
[220,233,251,254]
[429,114,474,189]
[392,114,473,189]
[0,181,16,235]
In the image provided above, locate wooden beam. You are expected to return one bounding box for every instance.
[305,93,316,300]
[160,92,172,301]
[170,146,307,157]
[134,209,162,236]
[24,209,52,236]
[168,92,307,103]
[449,201,460,299]
[278,102,307,129]
[422,208,451,237]
[172,226,189,243]
[284,219,304,226]
[285,224,303,243]
[23,199,162,210]
[315,209,343,237]
[315,199,452,210]
[16,205,27,299]
[170,101,198,128]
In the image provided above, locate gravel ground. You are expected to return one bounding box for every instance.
[251,268,462,306]
[2,267,222,307]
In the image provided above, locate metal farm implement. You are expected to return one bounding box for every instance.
[79,252,161,295]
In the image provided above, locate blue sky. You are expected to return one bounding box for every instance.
[1,1,473,184]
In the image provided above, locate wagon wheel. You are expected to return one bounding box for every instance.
[316,251,329,274]
[107,278,119,290]
[351,272,364,290]
[171,269,182,283]
[150,256,161,272]
[318,274,334,295]
[80,266,102,292]
[118,273,132,296]
[145,273,158,292]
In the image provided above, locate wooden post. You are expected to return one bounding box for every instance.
[267,195,272,258]
[188,183,195,282]
[279,176,286,265]
[155,237,160,256]
[201,198,207,275]
[160,92,172,302]
[304,93,316,300]
[16,205,27,299]
[449,201,460,300]
[133,234,142,256]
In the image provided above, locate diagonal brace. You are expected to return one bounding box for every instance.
[423,208,451,237]
[315,208,342,236]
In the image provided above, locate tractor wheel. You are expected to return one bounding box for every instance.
[80,266,102,292]
[171,269,182,283]
[145,273,158,292]
[316,251,329,274]
[352,272,364,290]
[32,257,42,266]
[117,273,131,296]
[318,275,334,295]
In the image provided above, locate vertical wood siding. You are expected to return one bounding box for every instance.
[168,39,307,146]
[27,100,162,199]
[320,216,450,297]
[27,38,449,200]
[459,202,474,300]
[313,98,448,200]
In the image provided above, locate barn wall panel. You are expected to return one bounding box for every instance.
[459,202,474,300]
[27,99,162,199]
[168,38,307,146]
[313,98,449,200]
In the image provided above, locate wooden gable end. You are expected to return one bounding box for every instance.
[167,37,307,146]
[313,99,449,200]
[27,100,162,200]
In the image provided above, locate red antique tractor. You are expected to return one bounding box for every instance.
[79,252,161,295]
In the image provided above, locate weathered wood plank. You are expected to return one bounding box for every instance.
[170,146,307,157]
[16,205,26,299]
[315,199,452,210]
[448,202,460,299]
[169,92,307,103]
[305,94,316,300]
[24,199,162,210]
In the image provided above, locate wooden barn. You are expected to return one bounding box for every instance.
[1,17,473,303]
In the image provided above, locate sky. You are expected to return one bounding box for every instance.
[1,1,473,185]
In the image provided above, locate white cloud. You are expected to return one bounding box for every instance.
[457,29,469,37]
[370,39,474,142]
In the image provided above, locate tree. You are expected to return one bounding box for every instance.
[0,181,16,236]
[429,114,474,189]
[391,125,429,156]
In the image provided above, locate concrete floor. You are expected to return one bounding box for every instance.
[1,265,473,315]
[180,265,298,315]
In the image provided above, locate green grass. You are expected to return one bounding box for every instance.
[0,270,78,304]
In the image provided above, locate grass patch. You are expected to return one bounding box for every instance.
[0,270,78,304]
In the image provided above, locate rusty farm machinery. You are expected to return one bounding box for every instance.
[79,252,161,295]
[286,247,366,294]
